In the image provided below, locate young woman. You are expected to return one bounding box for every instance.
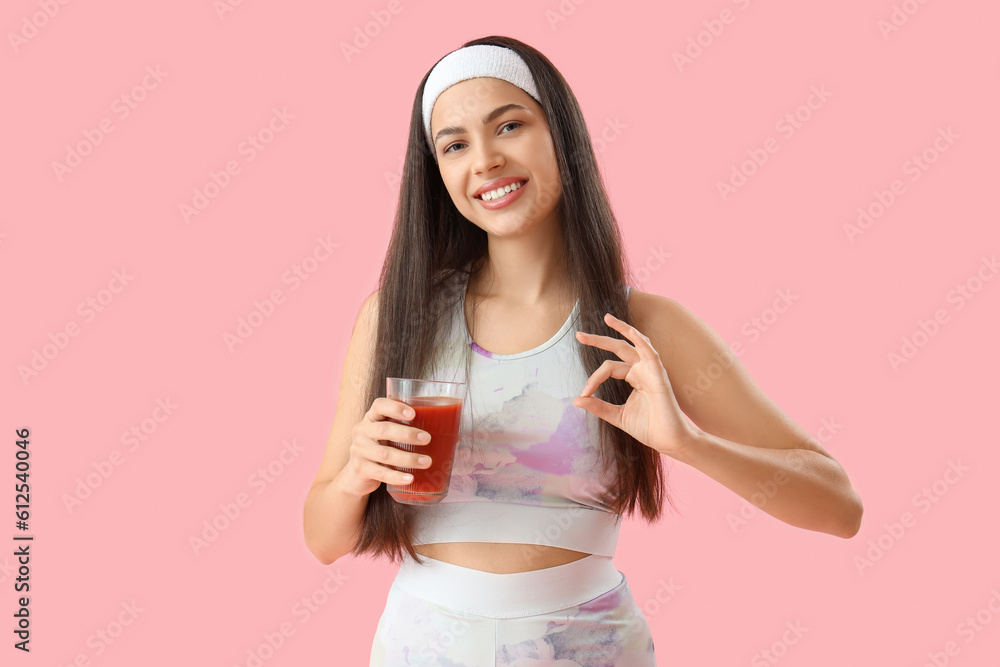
[303,35,863,666]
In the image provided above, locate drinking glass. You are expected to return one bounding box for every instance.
[385,378,466,505]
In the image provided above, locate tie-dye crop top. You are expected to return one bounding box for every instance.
[412,272,631,558]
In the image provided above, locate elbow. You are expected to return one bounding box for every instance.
[316,552,341,567]
[303,518,352,565]
[303,488,352,566]
[303,514,349,566]
[304,536,346,566]
[820,460,863,539]
[832,493,864,539]
[306,542,333,566]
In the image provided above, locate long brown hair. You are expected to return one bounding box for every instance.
[352,35,679,564]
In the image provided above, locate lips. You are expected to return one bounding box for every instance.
[474,178,529,209]
[473,177,528,200]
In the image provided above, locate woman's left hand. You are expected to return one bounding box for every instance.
[573,312,699,457]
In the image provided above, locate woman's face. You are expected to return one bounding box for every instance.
[430,77,562,239]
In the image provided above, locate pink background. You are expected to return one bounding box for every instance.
[3,1,998,665]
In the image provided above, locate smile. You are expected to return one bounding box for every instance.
[475,180,528,209]
[476,180,526,201]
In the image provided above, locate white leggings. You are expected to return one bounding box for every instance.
[369,553,657,666]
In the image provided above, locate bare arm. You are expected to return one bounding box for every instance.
[671,431,862,538]
[303,289,434,564]
[303,290,379,565]
[634,290,864,538]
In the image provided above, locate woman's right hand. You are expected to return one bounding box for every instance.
[338,398,432,498]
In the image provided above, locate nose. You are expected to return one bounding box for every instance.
[470,138,504,174]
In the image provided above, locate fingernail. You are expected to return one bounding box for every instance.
[418,456,431,465]
[405,409,415,418]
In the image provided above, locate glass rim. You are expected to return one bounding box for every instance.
[386,377,466,387]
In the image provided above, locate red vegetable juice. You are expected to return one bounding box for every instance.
[387,396,463,504]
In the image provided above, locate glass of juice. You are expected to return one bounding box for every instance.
[384,378,466,505]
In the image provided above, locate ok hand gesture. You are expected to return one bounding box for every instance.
[573,313,698,457]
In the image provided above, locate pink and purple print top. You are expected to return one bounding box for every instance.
[411,271,631,557]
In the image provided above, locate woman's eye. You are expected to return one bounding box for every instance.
[443,122,522,154]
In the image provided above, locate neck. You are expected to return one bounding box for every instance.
[469,219,573,308]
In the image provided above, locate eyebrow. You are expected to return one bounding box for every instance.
[433,103,530,146]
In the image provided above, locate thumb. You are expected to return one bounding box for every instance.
[573,395,619,428]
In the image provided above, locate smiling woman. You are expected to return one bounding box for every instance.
[431,75,563,237]
[302,34,862,667]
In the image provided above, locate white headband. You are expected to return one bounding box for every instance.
[422,44,541,157]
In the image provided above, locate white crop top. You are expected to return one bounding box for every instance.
[411,272,631,557]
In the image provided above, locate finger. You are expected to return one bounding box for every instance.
[575,330,639,364]
[359,457,418,487]
[371,420,431,447]
[357,434,431,470]
[580,360,632,397]
[572,394,622,429]
[369,397,416,422]
[602,313,660,363]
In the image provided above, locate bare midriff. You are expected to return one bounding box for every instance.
[413,542,591,574]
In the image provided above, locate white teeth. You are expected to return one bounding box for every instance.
[479,180,524,201]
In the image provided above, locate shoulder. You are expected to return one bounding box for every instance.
[627,287,724,371]
[351,288,380,348]
[626,287,835,463]
[627,287,683,361]
[356,287,380,332]
[364,286,381,311]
